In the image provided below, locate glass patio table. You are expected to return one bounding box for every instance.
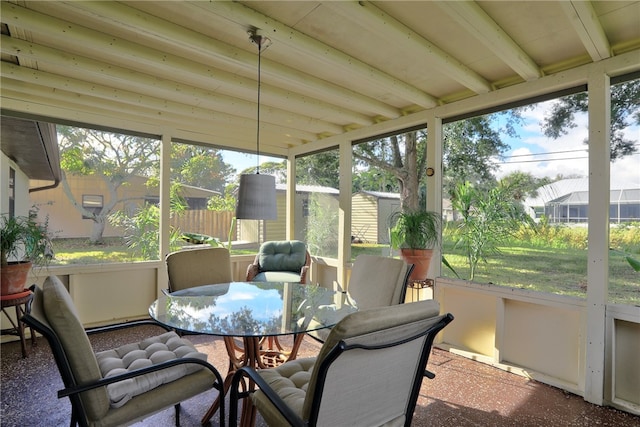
[149,281,358,426]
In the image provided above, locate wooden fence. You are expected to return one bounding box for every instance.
[170,210,235,241]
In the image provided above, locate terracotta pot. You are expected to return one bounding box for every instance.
[399,248,433,284]
[1,261,32,296]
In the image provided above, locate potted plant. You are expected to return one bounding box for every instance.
[1,214,52,296]
[389,209,441,284]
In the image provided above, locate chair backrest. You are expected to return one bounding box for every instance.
[258,240,308,273]
[166,247,232,292]
[303,300,453,426]
[23,276,110,421]
[347,254,413,309]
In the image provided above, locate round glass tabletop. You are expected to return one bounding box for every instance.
[149,282,357,337]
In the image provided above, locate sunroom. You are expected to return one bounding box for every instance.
[1,1,639,422]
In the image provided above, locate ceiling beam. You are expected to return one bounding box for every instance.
[0,37,352,135]
[39,0,400,120]
[0,2,374,129]
[0,68,320,142]
[325,1,493,94]
[436,1,541,81]
[559,1,611,61]
[0,86,302,153]
[200,0,439,108]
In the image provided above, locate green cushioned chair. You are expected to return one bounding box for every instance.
[246,241,311,284]
[21,275,226,427]
[230,299,453,427]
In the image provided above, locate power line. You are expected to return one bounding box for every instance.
[505,148,588,159]
[498,156,588,165]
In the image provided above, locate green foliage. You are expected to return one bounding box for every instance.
[519,218,588,249]
[180,232,222,247]
[450,181,534,280]
[207,193,237,211]
[57,126,161,243]
[442,116,510,198]
[109,204,182,260]
[610,222,640,252]
[389,210,441,250]
[108,185,187,260]
[541,80,639,160]
[304,195,339,257]
[171,143,235,193]
[0,214,52,266]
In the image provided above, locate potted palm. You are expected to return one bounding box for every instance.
[1,214,52,295]
[389,209,441,284]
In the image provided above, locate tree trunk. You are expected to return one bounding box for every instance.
[90,220,105,244]
[402,132,420,212]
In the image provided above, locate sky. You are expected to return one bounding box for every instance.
[222,101,640,189]
[494,101,640,189]
[222,151,282,176]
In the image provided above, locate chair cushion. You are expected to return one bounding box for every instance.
[42,276,110,420]
[251,357,315,425]
[253,271,304,283]
[96,331,207,408]
[259,240,306,272]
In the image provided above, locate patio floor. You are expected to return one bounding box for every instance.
[1,325,638,427]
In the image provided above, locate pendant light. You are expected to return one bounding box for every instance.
[235,30,277,220]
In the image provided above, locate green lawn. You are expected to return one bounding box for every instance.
[50,238,639,305]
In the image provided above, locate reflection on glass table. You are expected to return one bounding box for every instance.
[149,281,357,426]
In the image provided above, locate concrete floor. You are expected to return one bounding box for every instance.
[1,325,639,427]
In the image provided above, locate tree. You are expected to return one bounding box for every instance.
[58,126,160,243]
[354,130,427,211]
[499,171,553,202]
[109,183,187,260]
[352,167,397,193]
[443,117,511,198]
[170,143,235,192]
[354,114,514,212]
[541,79,639,160]
[296,154,339,188]
[450,180,534,280]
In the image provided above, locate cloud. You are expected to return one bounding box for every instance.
[495,101,639,188]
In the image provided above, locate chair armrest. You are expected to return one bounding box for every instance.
[58,357,224,399]
[230,366,306,427]
[299,266,309,284]
[246,263,260,281]
[85,319,172,336]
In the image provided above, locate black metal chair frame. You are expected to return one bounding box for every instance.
[21,285,226,427]
[230,311,454,427]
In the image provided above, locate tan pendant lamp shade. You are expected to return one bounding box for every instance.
[236,30,277,221]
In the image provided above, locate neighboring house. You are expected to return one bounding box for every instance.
[1,117,61,218]
[238,184,340,244]
[29,174,219,239]
[524,178,640,223]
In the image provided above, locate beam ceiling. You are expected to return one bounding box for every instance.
[0,1,638,157]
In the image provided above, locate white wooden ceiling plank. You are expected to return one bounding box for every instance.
[560,1,611,61]
[325,1,493,94]
[200,0,439,108]
[0,67,320,142]
[0,36,352,135]
[436,1,541,81]
[0,84,304,152]
[1,2,373,128]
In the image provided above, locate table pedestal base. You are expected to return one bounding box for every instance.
[201,334,305,426]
